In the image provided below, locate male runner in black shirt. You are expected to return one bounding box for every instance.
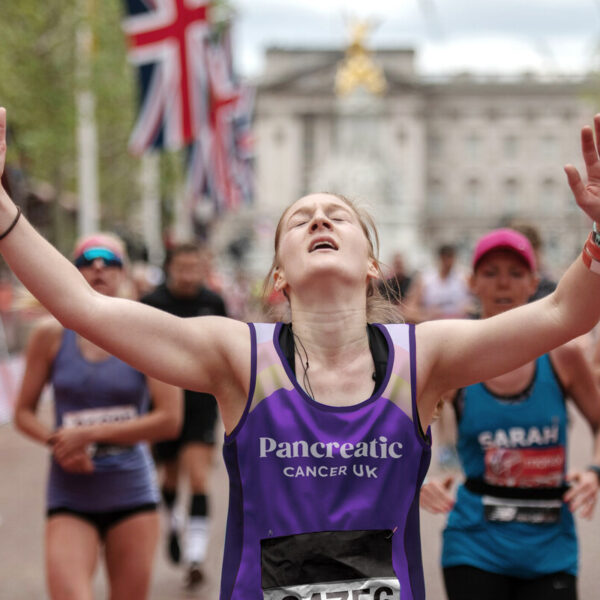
[142,242,227,589]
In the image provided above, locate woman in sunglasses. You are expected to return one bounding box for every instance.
[13,233,182,600]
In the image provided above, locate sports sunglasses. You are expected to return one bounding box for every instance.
[74,247,123,269]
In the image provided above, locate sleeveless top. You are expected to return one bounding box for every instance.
[442,354,577,578]
[47,329,158,512]
[220,322,431,600]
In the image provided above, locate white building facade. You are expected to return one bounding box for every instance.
[243,45,598,277]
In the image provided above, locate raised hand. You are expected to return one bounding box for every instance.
[565,114,600,223]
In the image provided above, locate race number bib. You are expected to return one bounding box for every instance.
[482,496,562,524]
[62,405,138,457]
[484,446,565,488]
[482,446,565,523]
[263,579,399,600]
[261,530,400,600]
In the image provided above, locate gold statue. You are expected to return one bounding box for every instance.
[335,18,387,97]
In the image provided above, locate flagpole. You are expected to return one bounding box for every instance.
[76,0,99,236]
[139,152,165,264]
[174,179,193,241]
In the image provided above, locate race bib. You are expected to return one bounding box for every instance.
[484,446,565,488]
[62,405,138,457]
[482,496,562,524]
[264,579,399,600]
[261,530,400,600]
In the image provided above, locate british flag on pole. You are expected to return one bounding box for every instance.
[186,28,254,215]
[122,0,253,212]
[121,0,211,154]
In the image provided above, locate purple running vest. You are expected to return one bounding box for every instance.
[221,323,431,600]
[47,329,158,512]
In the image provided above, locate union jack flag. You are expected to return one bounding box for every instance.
[185,27,254,215]
[122,0,211,154]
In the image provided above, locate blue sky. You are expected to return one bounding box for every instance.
[231,0,600,78]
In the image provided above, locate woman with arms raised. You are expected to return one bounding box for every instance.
[2,106,600,599]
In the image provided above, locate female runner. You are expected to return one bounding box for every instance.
[14,232,181,600]
[420,228,600,599]
[3,107,600,599]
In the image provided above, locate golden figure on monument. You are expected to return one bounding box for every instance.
[335,19,387,97]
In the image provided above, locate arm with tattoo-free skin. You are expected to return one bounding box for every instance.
[417,116,600,429]
[0,108,249,433]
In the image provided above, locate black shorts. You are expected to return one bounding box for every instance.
[443,565,577,600]
[47,503,158,539]
[153,391,218,462]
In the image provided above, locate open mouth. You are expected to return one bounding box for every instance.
[309,238,338,252]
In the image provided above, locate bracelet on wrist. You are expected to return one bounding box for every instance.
[593,222,600,247]
[0,206,21,241]
[581,233,600,273]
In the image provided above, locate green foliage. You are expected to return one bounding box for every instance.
[0,0,168,242]
[0,1,244,247]
[0,1,79,187]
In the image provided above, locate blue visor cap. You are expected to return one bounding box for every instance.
[74,247,123,269]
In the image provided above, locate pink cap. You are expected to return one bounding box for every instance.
[72,234,124,261]
[472,228,536,272]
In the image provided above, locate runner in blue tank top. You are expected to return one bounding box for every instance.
[421,229,600,600]
[5,108,600,599]
[13,233,181,600]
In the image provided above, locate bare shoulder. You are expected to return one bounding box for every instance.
[213,316,252,365]
[187,315,250,349]
[28,316,63,345]
[415,319,461,361]
[549,337,588,381]
[550,336,586,365]
[25,316,63,362]
[186,316,253,433]
[186,315,252,383]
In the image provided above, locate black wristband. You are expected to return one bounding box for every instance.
[586,464,600,484]
[0,206,21,241]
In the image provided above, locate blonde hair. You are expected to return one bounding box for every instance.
[262,192,402,324]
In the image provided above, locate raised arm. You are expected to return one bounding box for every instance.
[0,108,250,430]
[416,115,600,427]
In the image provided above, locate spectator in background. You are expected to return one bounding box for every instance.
[403,243,472,469]
[403,243,472,323]
[379,251,413,306]
[141,242,227,589]
[507,220,557,301]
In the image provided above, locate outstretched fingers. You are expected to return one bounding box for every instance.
[580,124,599,169]
[564,115,600,221]
[564,164,586,206]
